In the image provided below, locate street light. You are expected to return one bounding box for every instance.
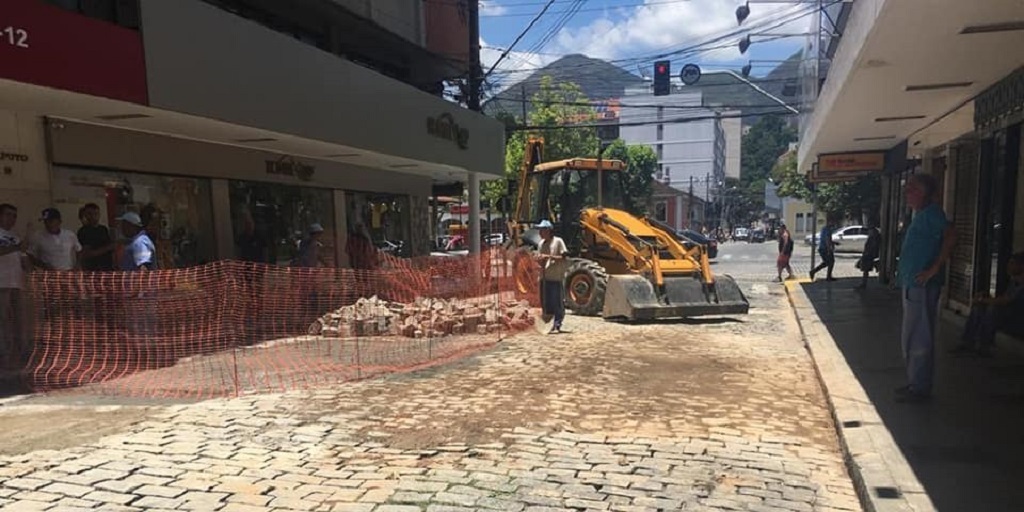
[736,0,827,25]
[739,32,817,54]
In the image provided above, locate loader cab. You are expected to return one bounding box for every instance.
[517,161,631,255]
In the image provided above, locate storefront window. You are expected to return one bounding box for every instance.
[51,167,215,268]
[346,192,410,258]
[229,181,335,266]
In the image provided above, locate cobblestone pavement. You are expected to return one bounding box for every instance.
[0,280,861,511]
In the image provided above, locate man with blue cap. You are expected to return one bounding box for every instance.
[536,219,567,333]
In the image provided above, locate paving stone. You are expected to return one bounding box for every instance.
[375,506,423,512]
[329,504,376,512]
[390,491,435,503]
[81,490,136,505]
[431,492,477,507]
[131,496,185,509]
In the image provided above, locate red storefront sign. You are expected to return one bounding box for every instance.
[0,0,148,104]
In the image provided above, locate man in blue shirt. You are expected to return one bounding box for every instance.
[117,212,155,271]
[896,173,955,403]
[810,216,837,282]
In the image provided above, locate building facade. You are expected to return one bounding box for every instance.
[798,0,1023,319]
[0,0,502,268]
[618,88,726,204]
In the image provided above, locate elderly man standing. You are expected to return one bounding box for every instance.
[0,204,28,364]
[536,220,567,334]
[896,174,956,403]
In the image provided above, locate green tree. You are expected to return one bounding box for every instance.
[484,77,657,217]
[484,76,599,210]
[603,140,657,215]
[772,149,881,220]
[737,115,797,222]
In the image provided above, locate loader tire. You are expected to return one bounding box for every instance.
[563,259,609,316]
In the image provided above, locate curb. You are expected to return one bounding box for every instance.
[784,281,935,512]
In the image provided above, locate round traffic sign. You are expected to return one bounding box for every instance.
[680,63,702,85]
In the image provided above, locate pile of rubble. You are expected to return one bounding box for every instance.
[309,296,534,339]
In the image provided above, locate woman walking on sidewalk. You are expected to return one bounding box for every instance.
[775,225,795,282]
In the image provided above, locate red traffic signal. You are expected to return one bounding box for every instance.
[654,60,671,96]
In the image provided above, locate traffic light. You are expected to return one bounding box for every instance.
[653,60,671,96]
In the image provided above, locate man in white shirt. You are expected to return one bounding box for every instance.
[27,208,81,271]
[536,220,568,333]
[0,203,28,364]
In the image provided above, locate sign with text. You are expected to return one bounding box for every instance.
[427,113,469,150]
[0,150,29,178]
[265,155,315,181]
[818,151,886,173]
[811,151,886,183]
[0,0,148,104]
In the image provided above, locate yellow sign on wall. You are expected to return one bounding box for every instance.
[818,152,886,173]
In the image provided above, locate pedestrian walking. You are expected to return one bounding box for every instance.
[809,216,838,282]
[0,204,28,365]
[775,224,795,282]
[26,208,81,271]
[855,219,881,290]
[895,173,956,403]
[536,220,567,334]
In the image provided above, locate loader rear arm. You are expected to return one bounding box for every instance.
[579,213,666,287]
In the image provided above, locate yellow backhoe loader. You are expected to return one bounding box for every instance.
[506,138,748,321]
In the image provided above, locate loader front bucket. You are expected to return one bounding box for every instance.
[601,274,749,321]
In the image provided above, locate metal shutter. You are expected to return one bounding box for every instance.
[948,141,980,306]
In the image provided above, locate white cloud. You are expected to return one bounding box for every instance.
[480,38,557,91]
[550,0,812,64]
[480,0,508,16]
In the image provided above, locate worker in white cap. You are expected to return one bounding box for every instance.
[116,211,155,271]
[536,219,567,333]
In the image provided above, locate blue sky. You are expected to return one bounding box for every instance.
[480,0,812,89]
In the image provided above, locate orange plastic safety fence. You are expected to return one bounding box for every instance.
[10,249,542,399]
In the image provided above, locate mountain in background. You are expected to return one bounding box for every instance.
[483,54,645,118]
[483,51,803,126]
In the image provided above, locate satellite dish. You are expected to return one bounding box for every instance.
[679,64,702,85]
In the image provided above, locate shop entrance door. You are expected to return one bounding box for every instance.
[975,125,1021,296]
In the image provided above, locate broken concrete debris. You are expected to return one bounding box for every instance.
[309,296,534,339]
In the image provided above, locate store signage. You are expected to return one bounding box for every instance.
[0,150,29,176]
[427,113,469,150]
[0,0,148,104]
[265,155,315,181]
[817,152,886,174]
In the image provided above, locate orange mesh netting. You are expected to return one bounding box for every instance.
[8,249,542,399]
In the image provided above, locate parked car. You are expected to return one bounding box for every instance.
[803,225,871,253]
[733,227,750,242]
[676,229,719,259]
[750,229,766,243]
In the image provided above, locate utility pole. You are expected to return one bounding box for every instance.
[688,176,695,229]
[704,172,710,228]
[520,84,528,123]
[467,0,482,254]
[467,0,482,112]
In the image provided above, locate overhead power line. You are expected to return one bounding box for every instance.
[508,109,797,131]
[484,1,830,83]
[485,96,798,111]
[480,0,698,17]
[484,0,559,78]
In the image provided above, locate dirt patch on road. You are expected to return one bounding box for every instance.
[0,406,152,455]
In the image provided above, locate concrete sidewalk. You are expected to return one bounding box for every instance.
[789,278,1024,512]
